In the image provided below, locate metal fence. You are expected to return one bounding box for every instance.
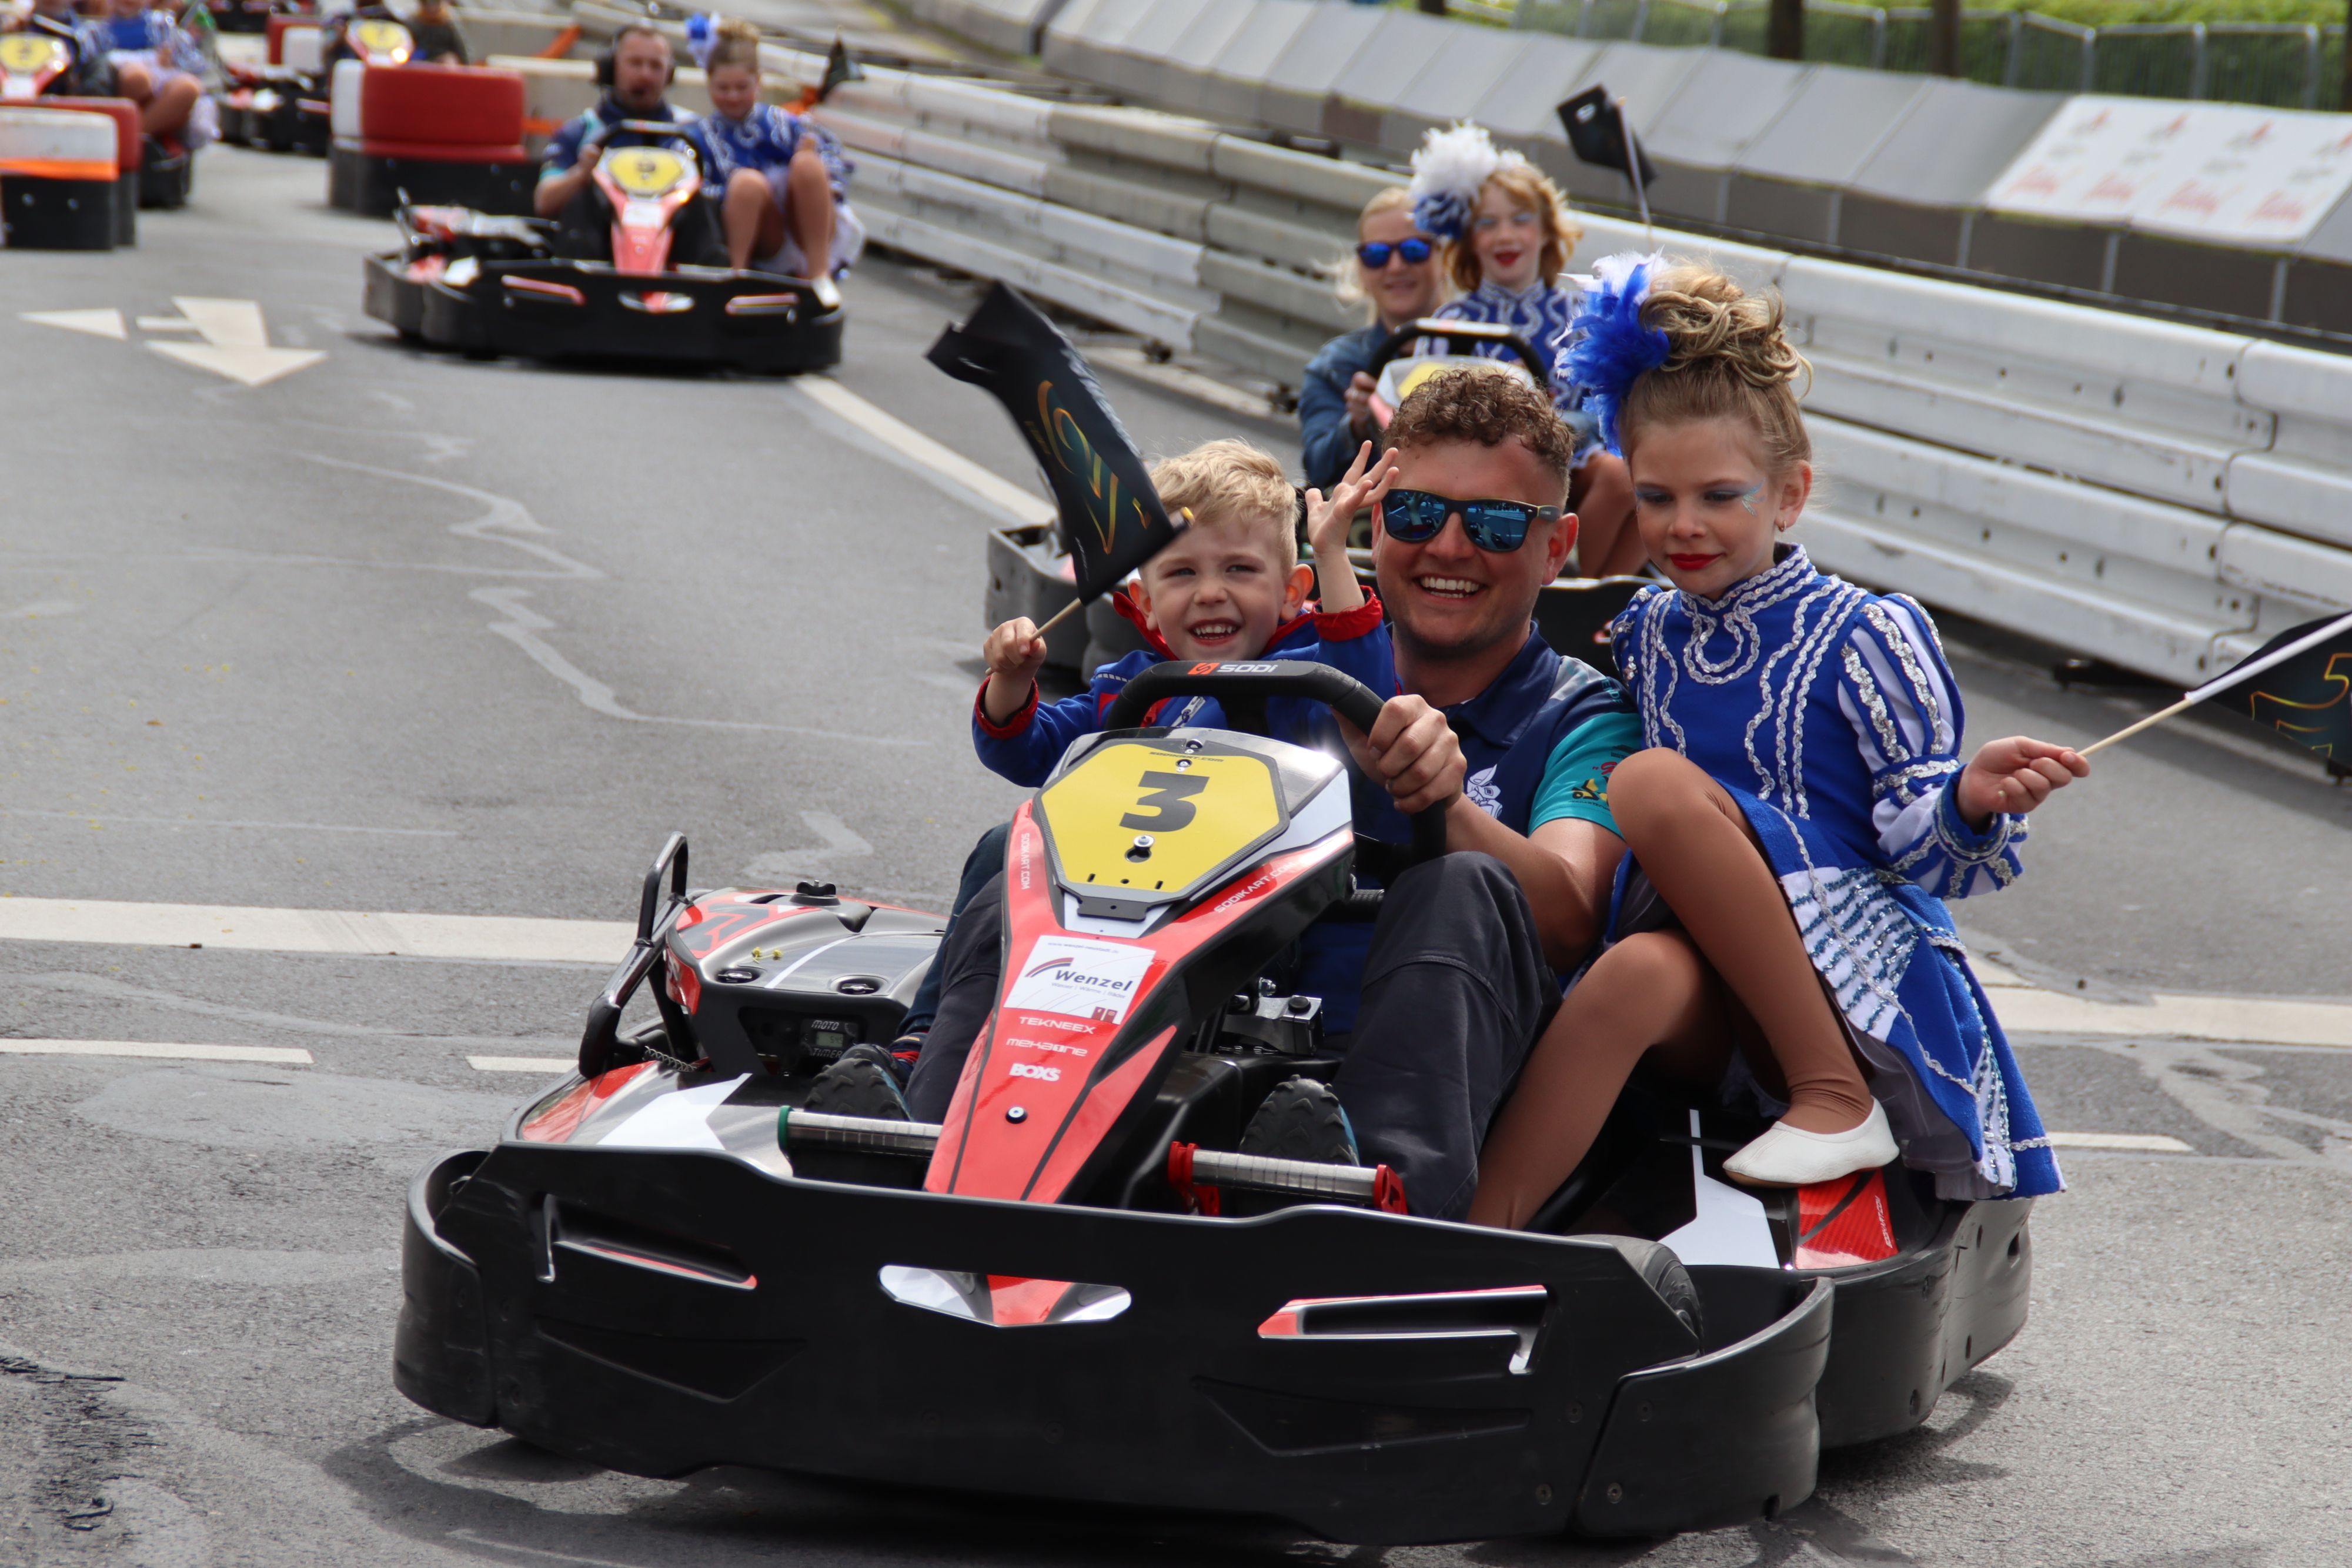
[1511,0,2347,109]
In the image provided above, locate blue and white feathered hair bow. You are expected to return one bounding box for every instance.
[1408,122,1521,243]
[685,12,719,69]
[1559,252,1671,457]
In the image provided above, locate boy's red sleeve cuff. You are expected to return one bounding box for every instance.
[973,678,1037,738]
[1311,590,1385,641]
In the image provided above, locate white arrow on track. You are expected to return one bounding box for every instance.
[142,297,326,387]
[19,307,126,339]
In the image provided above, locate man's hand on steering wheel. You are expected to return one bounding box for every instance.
[1339,694,1464,817]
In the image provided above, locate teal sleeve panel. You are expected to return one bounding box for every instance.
[1526,708,1643,835]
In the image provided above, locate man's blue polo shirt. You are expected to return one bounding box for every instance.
[1299,627,1641,1032]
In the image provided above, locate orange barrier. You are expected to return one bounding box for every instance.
[0,156,116,179]
[534,24,580,59]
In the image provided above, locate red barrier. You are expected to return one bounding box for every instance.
[356,64,523,147]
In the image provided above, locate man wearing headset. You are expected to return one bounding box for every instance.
[534,22,723,263]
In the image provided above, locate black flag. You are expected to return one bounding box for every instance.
[2192,610,2352,758]
[818,34,861,102]
[927,282,1184,601]
[1558,85,1656,188]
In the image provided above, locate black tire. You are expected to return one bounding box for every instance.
[1240,1076,1356,1165]
[1583,1235,1705,1342]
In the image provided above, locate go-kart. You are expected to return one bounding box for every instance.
[396,661,2034,1544]
[216,11,329,152]
[363,126,844,373]
[0,30,72,99]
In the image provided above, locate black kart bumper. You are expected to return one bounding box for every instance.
[400,1142,1833,1543]
[363,253,843,373]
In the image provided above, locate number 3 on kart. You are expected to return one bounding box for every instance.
[1121,771,1207,833]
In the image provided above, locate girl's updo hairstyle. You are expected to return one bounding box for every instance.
[706,18,763,72]
[1620,263,1810,475]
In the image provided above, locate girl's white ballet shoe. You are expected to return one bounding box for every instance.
[1721,1101,1898,1188]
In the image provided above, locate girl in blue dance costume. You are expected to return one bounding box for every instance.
[1470,257,2087,1226]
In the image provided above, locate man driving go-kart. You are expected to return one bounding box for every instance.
[6,0,117,98]
[904,368,1645,1219]
[535,22,723,266]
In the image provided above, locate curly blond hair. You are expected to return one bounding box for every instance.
[706,18,762,72]
[1620,263,1812,474]
[1150,439,1298,569]
[1446,162,1584,296]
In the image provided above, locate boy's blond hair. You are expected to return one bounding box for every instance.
[1148,439,1298,570]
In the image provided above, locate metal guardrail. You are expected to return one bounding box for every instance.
[544,3,2351,689]
[1509,0,2347,109]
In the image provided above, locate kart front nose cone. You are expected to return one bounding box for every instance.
[879,1265,1133,1328]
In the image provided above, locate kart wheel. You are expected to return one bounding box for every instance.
[1586,1235,1705,1340]
[1240,1076,1357,1166]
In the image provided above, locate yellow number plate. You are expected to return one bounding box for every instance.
[1037,741,1283,903]
[606,146,689,198]
[0,35,66,73]
[350,18,413,59]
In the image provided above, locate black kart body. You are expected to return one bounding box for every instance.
[397,666,2032,1543]
[363,203,844,374]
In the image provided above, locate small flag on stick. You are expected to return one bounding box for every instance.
[2082,609,2352,759]
[927,283,1185,634]
[818,34,862,101]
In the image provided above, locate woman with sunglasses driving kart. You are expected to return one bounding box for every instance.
[1298,188,1447,496]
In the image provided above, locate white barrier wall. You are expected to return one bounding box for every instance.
[562,6,2351,688]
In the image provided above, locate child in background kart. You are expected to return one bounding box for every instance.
[686,19,860,278]
[12,0,118,96]
[814,437,1399,1117]
[103,0,211,146]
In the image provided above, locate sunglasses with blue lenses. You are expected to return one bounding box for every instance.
[1379,489,1561,553]
[1356,236,1435,269]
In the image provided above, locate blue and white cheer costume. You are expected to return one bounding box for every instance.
[1430,279,1600,457]
[1610,545,2062,1201]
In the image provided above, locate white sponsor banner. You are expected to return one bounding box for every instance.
[1984,96,2352,246]
[1005,935,1153,1024]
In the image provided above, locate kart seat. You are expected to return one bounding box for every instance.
[267,15,323,69]
[327,64,529,218]
[42,95,139,244]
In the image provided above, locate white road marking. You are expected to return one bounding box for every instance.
[137,315,202,333]
[2045,1131,2196,1152]
[744,810,874,880]
[0,897,635,965]
[21,308,125,339]
[1,808,457,837]
[0,1039,314,1065]
[1982,981,2352,1048]
[146,297,326,388]
[793,376,1054,526]
[469,1055,576,1073]
[4,599,80,618]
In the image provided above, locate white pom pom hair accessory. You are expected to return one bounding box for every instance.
[1408,122,1525,243]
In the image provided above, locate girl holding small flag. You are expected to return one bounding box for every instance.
[1469,258,2087,1227]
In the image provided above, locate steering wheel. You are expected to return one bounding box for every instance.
[1367,316,1550,387]
[1101,660,1448,867]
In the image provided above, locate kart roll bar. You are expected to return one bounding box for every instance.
[1367,317,1549,387]
[579,831,698,1078]
[1101,661,1446,865]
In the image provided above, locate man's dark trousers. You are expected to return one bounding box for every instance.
[903,852,1559,1222]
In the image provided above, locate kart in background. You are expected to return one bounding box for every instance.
[395,661,2033,1544]
[363,126,843,373]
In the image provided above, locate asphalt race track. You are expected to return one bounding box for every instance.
[3,142,2350,1568]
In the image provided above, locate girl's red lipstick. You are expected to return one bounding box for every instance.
[1668,553,1721,571]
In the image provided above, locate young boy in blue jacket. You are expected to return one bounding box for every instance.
[808,439,1399,1115]
[972,437,1396,779]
